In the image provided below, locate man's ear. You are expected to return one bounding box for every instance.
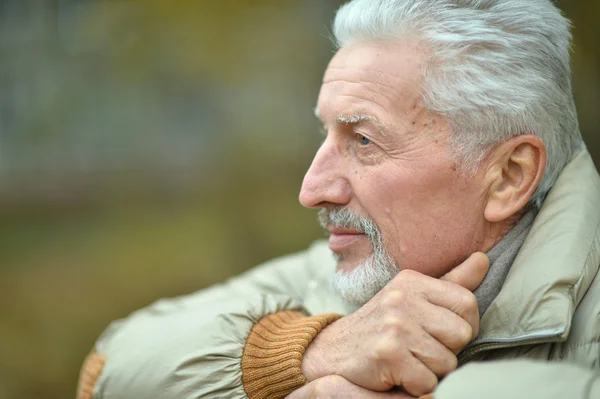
[484,135,546,223]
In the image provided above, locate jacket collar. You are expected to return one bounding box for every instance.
[465,148,600,352]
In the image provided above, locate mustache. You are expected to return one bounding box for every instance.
[317,208,380,240]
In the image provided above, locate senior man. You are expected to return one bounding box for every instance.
[77,0,600,398]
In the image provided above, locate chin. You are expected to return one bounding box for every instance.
[334,257,360,273]
[332,248,374,272]
[330,253,400,308]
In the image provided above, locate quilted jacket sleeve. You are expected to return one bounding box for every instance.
[435,360,600,399]
[78,241,341,399]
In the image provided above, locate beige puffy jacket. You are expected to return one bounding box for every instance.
[77,148,600,399]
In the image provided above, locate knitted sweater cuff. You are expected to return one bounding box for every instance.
[241,310,343,399]
[76,349,107,399]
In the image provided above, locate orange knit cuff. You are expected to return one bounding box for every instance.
[76,349,107,399]
[241,311,343,399]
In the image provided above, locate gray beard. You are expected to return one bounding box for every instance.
[330,252,399,309]
[318,208,400,308]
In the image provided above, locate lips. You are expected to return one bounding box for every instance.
[327,226,367,251]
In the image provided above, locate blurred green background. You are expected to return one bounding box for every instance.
[0,1,597,398]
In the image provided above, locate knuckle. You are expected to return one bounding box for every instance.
[459,322,474,342]
[383,315,402,329]
[381,289,405,308]
[372,340,398,362]
[398,269,420,282]
[382,313,414,337]
[425,374,439,393]
[441,354,458,375]
[462,291,478,311]
[445,323,472,352]
[405,373,438,397]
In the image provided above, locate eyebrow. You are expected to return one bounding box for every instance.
[313,107,386,136]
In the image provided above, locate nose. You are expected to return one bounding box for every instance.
[299,139,351,209]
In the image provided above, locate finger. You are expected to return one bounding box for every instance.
[441,252,490,291]
[299,376,417,399]
[408,326,459,375]
[412,278,480,338]
[419,305,476,354]
[389,270,480,338]
[396,356,438,397]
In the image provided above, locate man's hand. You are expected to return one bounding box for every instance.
[286,375,417,399]
[302,252,489,397]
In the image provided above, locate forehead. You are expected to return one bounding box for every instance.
[318,40,427,124]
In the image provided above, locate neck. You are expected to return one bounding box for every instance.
[474,207,538,317]
[480,208,528,253]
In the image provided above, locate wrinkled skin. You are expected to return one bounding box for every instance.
[298,41,503,396]
[302,253,489,396]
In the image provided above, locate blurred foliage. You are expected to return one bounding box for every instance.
[0,1,597,398]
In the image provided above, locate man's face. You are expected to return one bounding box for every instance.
[300,41,490,280]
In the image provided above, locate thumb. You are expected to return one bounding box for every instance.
[441,252,490,291]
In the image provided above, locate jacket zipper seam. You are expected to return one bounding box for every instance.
[458,333,565,364]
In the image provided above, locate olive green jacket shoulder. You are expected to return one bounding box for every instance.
[79,148,600,399]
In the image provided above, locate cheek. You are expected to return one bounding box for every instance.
[353,168,426,251]
[357,165,485,274]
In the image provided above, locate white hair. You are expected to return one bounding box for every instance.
[333,0,583,207]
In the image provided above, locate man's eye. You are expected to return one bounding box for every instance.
[357,134,371,145]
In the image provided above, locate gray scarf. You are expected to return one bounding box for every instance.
[474,208,537,318]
